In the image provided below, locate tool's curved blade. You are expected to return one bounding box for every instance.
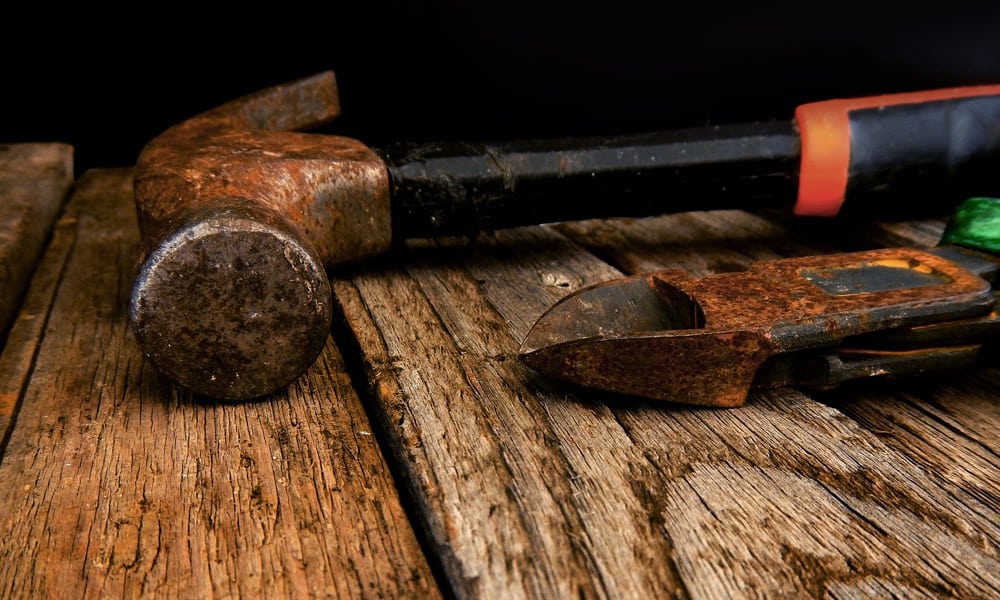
[519,272,774,407]
[519,272,700,354]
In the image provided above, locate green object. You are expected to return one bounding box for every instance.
[940,197,1000,255]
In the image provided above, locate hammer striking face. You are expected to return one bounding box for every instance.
[130,72,1000,400]
[131,73,391,400]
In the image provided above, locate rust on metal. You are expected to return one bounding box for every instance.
[134,71,392,266]
[131,72,392,400]
[520,248,995,407]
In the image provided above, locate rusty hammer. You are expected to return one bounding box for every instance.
[131,71,1000,400]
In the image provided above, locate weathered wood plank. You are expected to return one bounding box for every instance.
[802,217,1000,518]
[559,210,1000,522]
[0,169,441,599]
[333,208,1000,598]
[0,204,76,457]
[0,143,73,343]
[696,211,1000,511]
[333,247,688,600]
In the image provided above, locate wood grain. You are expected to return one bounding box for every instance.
[333,208,1000,598]
[706,210,1000,514]
[0,143,73,343]
[0,169,441,599]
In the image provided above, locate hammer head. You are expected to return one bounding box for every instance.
[131,72,391,400]
[130,202,333,400]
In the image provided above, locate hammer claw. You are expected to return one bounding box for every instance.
[193,70,342,133]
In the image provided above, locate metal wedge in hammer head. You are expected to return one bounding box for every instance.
[131,72,391,400]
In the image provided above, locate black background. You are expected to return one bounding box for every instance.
[4,2,1000,176]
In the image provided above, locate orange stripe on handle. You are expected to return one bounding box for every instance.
[794,85,1000,217]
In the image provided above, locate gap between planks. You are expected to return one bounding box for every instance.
[331,211,1000,599]
[0,168,442,600]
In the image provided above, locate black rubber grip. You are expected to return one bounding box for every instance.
[842,95,1000,217]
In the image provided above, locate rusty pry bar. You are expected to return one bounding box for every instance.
[519,247,999,407]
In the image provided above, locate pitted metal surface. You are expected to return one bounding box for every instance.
[130,205,332,400]
[131,72,390,400]
[134,72,392,267]
[521,248,995,407]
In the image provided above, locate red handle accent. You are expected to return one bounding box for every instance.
[794,85,1000,217]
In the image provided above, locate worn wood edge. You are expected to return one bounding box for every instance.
[405,239,693,597]
[332,231,691,599]
[0,168,441,600]
[0,143,74,345]
[0,208,77,459]
[552,209,837,275]
[747,207,949,253]
[335,217,996,596]
[329,276,469,595]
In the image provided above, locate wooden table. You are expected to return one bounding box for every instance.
[1,146,997,598]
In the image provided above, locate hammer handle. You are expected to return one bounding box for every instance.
[383,121,799,238]
[385,88,1000,238]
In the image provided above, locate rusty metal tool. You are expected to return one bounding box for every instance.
[519,198,1000,407]
[131,72,1000,400]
